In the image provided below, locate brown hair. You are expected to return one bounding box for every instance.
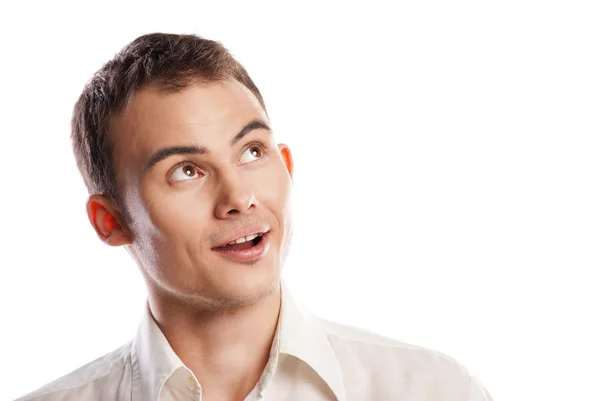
[71,33,267,223]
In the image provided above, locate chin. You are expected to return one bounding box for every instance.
[224,267,280,303]
[199,257,281,309]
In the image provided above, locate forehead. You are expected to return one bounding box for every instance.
[109,79,268,175]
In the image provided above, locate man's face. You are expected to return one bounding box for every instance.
[109,80,293,308]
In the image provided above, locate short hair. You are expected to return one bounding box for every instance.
[71,33,267,224]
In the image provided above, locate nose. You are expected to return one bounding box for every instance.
[213,169,258,219]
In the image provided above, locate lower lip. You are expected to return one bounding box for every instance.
[212,232,270,263]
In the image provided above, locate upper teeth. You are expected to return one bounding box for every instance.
[228,233,263,245]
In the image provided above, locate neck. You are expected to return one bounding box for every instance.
[148,285,282,401]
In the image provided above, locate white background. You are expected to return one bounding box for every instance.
[1,1,598,400]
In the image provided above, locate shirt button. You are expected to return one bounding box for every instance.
[187,376,197,391]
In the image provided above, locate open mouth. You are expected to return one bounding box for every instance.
[212,232,266,252]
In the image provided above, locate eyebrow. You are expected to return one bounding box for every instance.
[143,119,272,172]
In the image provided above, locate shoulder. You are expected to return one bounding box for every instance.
[14,341,133,401]
[320,318,490,400]
[322,318,466,372]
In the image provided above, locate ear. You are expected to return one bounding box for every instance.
[277,143,294,180]
[87,194,132,247]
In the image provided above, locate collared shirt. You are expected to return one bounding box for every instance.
[16,282,492,401]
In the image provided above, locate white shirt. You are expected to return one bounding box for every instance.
[16,282,492,401]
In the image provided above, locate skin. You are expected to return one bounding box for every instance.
[86,79,294,401]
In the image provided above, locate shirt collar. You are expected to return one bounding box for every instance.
[278,282,346,401]
[131,281,346,401]
[131,299,186,401]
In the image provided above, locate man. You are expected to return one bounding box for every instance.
[17,33,492,401]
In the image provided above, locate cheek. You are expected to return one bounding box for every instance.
[250,161,292,208]
[135,186,214,278]
[249,162,293,240]
[138,183,213,244]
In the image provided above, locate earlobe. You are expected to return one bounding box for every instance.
[277,143,294,179]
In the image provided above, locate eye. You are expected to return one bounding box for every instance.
[239,144,265,164]
[170,163,203,182]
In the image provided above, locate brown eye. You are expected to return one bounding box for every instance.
[183,166,195,176]
[170,164,201,181]
[250,146,262,157]
[240,145,265,164]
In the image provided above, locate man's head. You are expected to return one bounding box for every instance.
[72,33,293,311]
